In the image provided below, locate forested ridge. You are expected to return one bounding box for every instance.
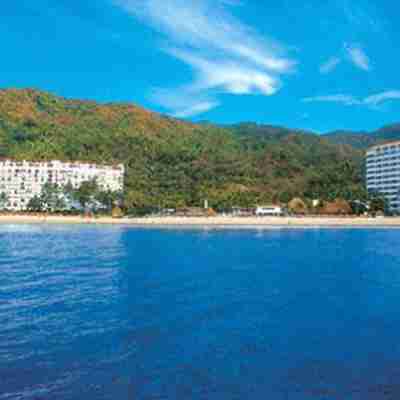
[0,88,395,210]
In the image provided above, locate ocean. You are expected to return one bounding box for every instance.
[1,225,400,399]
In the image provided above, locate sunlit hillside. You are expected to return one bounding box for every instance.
[0,88,367,209]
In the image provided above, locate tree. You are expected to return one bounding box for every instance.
[278,191,293,204]
[369,194,388,215]
[40,183,66,212]
[95,190,119,212]
[63,181,74,197]
[123,190,153,213]
[53,193,67,211]
[72,179,99,209]
[27,195,44,212]
[0,192,8,210]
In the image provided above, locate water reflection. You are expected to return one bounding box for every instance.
[2,226,400,399]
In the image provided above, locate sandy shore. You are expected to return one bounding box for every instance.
[0,214,400,227]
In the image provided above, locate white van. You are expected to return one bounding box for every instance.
[255,205,283,216]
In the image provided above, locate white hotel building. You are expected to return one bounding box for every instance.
[366,141,400,212]
[0,159,124,211]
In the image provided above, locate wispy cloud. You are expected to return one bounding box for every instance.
[168,49,281,95]
[321,42,371,75]
[303,90,400,108]
[149,88,219,118]
[114,0,295,117]
[344,43,370,71]
[303,94,359,106]
[320,57,341,74]
[364,91,400,107]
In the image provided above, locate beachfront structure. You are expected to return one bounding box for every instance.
[0,159,124,211]
[255,205,283,216]
[366,141,400,212]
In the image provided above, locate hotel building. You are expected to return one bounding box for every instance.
[0,159,124,211]
[366,141,400,212]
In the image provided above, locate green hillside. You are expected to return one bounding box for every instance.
[0,88,367,210]
[324,124,400,149]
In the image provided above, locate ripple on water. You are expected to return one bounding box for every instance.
[2,226,400,399]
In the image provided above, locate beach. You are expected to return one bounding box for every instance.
[0,214,400,227]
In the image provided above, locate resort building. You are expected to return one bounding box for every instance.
[0,159,124,211]
[366,141,400,212]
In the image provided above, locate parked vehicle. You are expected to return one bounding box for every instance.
[255,205,283,216]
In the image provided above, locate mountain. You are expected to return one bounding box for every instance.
[0,88,367,209]
[324,124,400,149]
[227,122,317,141]
[374,123,400,143]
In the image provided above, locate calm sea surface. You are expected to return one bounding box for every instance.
[1,226,400,399]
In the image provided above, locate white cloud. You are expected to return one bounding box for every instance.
[344,43,371,71]
[320,57,341,74]
[174,102,219,118]
[303,94,359,106]
[149,88,219,118]
[303,90,400,108]
[114,0,295,117]
[168,49,281,95]
[364,91,400,107]
[320,42,372,75]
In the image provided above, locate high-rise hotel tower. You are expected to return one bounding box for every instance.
[366,141,400,212]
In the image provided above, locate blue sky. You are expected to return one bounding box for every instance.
[2,0,400,132]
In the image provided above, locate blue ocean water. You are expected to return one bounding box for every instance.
[1,226,400,399]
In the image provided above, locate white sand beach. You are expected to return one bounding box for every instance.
[0,214,400,227]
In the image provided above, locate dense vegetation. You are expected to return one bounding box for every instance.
[324,124,400,149]
[24,181,123,214]
[0,88,390,212]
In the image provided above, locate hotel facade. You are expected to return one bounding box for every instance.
[0,159,124,211]
[366,141,400,212]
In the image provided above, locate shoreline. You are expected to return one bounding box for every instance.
[1,215,400,228]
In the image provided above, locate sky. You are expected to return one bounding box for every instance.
[1,0,400,133]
